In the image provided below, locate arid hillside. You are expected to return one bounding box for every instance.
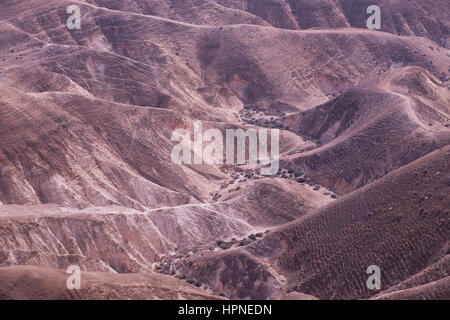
[0,265,221,299]
[0,0,448,300]
[72,0,450,46]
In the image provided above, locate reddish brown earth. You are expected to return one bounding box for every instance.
[0,265,220,300]
[0,0,448,300]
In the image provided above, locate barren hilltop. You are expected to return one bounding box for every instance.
[0,0,448,300]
